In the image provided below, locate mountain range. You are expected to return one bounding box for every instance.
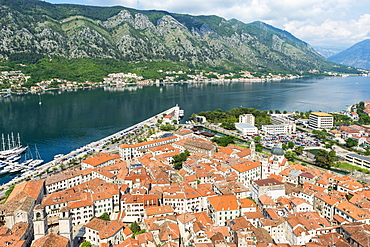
[0,0,357,81]
[313,47,341,58]
[328,39,370,70]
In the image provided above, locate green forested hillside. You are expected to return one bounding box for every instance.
[0,0,359,83]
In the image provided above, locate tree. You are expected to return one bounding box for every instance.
[294,146,304,154]
[4,184,15,202]
[346,138,358,148]
[328,150,336,163]
[304,111,312,119]
[159,124,175,131]
[255,143,263,152]
[80,242,92,247]
[285,151,297,161]
[221,121,235,130]
[315,149,336,168]
[172,150,190,170]
[130,221,141,234]
[98,212,110,221]
[211,136,235,147]
[252,136,261,143]
[287,141,295,149]
[312,129,328,140]
[275,110,281,114]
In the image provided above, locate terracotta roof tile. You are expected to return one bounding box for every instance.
[6,180,44,203]
[31,233,69,247]
[145,205,174,216]
[82,153,117,167]
[208,194,239,211]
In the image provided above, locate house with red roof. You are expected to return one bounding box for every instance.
[231,161,262,186]
[84,218,132,246]
[81,153,118,170]
[207,194,239,226]
[251,178,285,202]
[119,136,178,160]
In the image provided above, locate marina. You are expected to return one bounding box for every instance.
[0,105,183,190]
[0,132,45,180]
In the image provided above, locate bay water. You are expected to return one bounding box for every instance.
[0,76,369,184]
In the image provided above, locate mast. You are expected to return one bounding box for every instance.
[17,133,21,147]
[7,134,11,150]
[11,132,15,149]
[1,134,5,151]
[35,144,41,160]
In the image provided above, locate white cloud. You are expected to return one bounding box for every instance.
[45,0,370,49]
[286,14,370,48]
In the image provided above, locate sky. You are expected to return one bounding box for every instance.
[43,0,370,50]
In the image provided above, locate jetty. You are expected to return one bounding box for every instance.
[0,105,183,191]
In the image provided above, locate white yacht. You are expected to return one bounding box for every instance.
[28,144,43,167]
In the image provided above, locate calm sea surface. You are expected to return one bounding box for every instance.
[0,76,369,184]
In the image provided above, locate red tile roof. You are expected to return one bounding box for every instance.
[31,233,69,247]
[208,194,239,211]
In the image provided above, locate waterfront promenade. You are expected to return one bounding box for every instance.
[0,105,182,192]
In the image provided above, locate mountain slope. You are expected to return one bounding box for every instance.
[0,0,350,74]
[314,47,341,58]
[328,39,370,70]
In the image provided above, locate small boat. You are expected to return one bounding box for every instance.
[54,154,64,159]
[20,146,33,166]
[9,166,22,173]
[0,165,13,175]
[29,159,43,167]
[6,154,21,162]
[28,144,43,167]
[0,169,9,175]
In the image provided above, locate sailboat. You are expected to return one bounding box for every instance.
[20,146,33,166]
[28,144,43,167]
[0,133,27,156]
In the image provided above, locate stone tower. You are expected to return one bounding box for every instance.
[59,206,73,247]
[33,204,48,240]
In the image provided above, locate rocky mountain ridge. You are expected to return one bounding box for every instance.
[0,0,349,73]
[328,39,370,70]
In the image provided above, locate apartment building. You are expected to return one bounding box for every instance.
[309,112,333,129]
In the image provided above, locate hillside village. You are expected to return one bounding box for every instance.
[0,68,344,95]
[1,115,370,247]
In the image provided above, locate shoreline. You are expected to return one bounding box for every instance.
[0,74,333,96]
[1,74,361,97]
[0,105,182,191]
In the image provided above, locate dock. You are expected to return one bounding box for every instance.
[0,105,183,191]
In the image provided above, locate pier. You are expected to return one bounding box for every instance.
[0,105,183,192]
